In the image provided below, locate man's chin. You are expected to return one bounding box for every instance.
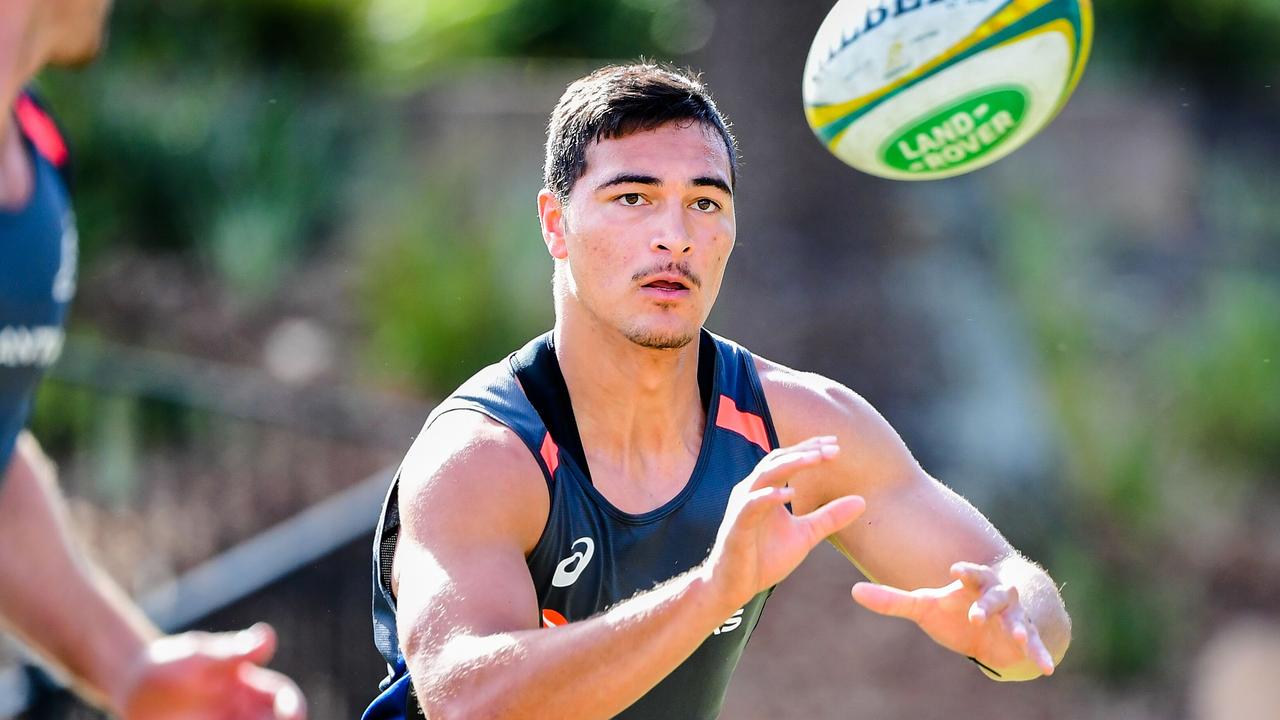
[50,35,107,69]
[623,325,698,351]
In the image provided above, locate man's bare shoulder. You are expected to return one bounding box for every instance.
[752,354,925,512]
[752,354,882,447]
[398,409,550,555]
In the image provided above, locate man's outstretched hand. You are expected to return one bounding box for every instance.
[851,561,1056,679]
[706,436,867,610]
[115,623,306,720]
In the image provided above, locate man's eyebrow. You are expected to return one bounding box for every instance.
[595,173,662,192]
[692,176,733,196]
[594,173,732,196]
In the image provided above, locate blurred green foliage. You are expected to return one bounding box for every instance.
[362,0,712,87]
[1162,275,1280,475]
[994,137,1279,679]
[39,0,691,392]
[355,163,554,392]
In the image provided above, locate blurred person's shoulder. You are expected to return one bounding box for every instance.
[14,87,72,189]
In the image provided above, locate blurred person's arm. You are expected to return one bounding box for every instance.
[762,359,1072,681]
[0,431,306,719]
[394,411,863,720]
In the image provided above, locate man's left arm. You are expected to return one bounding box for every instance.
[762,362,1070,681]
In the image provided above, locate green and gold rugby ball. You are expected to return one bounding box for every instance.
[803,0,1093,181]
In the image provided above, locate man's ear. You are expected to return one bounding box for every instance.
[537,189,570,260]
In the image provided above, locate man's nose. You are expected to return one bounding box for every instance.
[650,206,694,256]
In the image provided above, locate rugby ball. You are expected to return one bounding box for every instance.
[803,0,1093,181]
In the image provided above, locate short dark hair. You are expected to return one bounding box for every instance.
[543,63,738,202]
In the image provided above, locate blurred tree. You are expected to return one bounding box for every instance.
[359,0,711,87]
[1101,0,1280,92]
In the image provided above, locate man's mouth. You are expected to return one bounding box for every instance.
[644,280,689,291]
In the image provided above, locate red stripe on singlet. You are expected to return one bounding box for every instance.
[715,394,770,453]
[539,432,560,476]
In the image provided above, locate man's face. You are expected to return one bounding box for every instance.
[45,0,112,68]
[542,120,736,350]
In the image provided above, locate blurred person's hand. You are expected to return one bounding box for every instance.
[114,623,306,720]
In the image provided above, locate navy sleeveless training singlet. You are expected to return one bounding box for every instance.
[0,90,76,476]
[365,330,780,719]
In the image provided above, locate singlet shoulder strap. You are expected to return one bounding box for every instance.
[707,332,781,452]
[510,332,581,483]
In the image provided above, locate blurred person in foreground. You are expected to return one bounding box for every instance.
[0,1,305,717]
[364,63,1072,720]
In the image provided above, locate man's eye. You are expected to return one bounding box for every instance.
[619,193,643,206]
[692,198,720,212]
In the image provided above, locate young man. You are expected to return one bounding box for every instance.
[365,64,1071,720]
[0,2,304,717]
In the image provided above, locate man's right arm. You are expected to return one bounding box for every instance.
[393,413,864,720]
[0,431,304,719]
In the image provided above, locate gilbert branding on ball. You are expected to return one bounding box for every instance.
[803,0,1093,181]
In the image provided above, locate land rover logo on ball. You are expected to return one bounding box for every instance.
[882,87,1029,175]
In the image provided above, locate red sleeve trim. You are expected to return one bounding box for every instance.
[14,94,69,168]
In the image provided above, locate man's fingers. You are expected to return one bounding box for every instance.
[1004,613,1055,676]
[229,623,278,667]
[237,665,307,720]
[968,584,1018,625]
[738,485,796,527]
[1029,630,1055,675]
[796,494,865,543]
[989,603,1056,677]
[176,623,276,670]
[750,437,838,490]
[967,602,986,625]
[751,446,836,489]
[274,680,307,720]
[851,582,925,620]
[951,562,998,594]
[248,623,279,666]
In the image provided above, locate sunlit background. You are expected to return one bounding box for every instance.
[3,0,1279,717]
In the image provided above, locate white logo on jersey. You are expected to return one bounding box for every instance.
[52,213,78,303]
[551,537,595,588]
[713,608,745,636]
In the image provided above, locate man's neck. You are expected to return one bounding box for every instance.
[0,3,42,209]
[0,112,33,211]
[1,1,44,111]
[553,311,706,473]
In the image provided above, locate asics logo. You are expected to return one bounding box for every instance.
[541,608,568,628]
[713,608,744,636]
[551,537,595,588]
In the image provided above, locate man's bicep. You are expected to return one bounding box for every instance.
[761,364,1012,589]
[393,411,549,655]
[395,530,542,643]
